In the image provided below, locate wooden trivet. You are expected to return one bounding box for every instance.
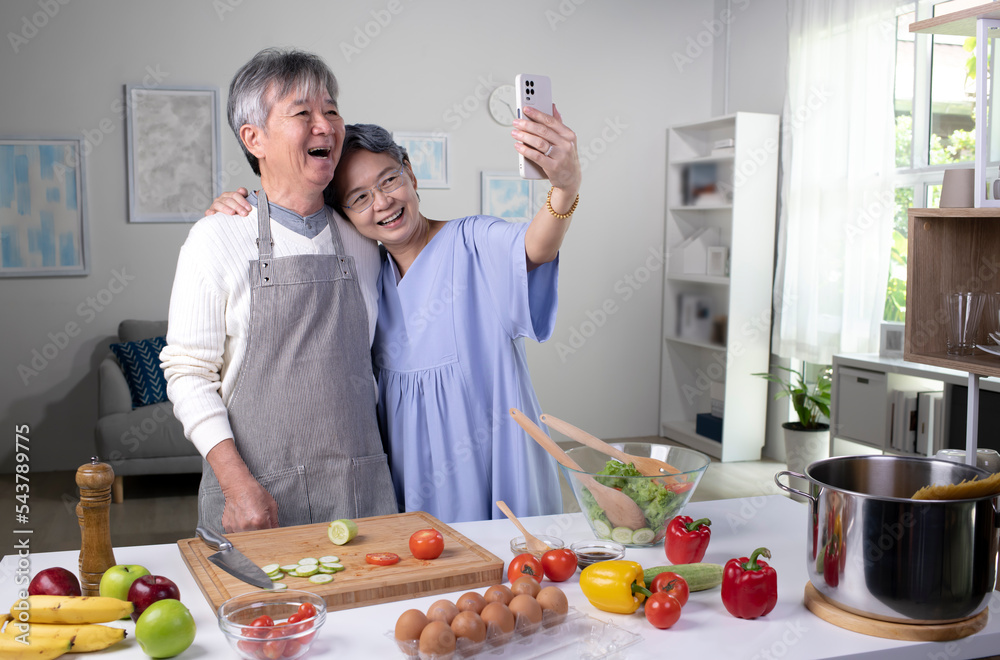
[804,582,988,642]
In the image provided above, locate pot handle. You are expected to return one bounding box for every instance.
[774,470,817,504]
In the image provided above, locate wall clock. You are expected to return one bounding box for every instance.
[488,84,516,126]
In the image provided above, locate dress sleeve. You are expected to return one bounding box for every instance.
[472,216,559,342]
[159,227,234,457]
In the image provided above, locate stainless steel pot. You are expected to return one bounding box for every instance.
[776,455,999,623]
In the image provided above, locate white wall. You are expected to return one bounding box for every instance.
[0,0,788,472]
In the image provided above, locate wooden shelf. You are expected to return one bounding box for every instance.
[905,207,1000,378]
[909,1,1000,36]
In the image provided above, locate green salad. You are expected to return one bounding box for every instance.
[578,460,682,543]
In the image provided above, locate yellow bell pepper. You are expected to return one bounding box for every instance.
[579,560,652,614]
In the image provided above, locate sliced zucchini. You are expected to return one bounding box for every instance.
[318,555,340,564]
[261,564,281,575]
[280,564,301,573]
[308,574,334,585]
[631,528,655,545]
[298,557,319,565]
[591,519,612,539]
[610,526,635,544]
[294,565,319,577]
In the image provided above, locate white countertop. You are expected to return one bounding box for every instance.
[3,495,998,659]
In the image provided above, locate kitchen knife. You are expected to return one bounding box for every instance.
[196,526,273,589]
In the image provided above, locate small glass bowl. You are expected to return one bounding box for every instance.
[218,589,326,660]
[570,539,626,570]
[509,535,564,558]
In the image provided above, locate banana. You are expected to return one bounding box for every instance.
[0,635,71,659]
[10,595,133,625]
[1,621,126,652]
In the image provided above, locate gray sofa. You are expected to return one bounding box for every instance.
[95,320,201,502]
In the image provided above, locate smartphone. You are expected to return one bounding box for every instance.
[515,73,553,179]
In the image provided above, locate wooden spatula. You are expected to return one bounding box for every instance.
[540,413,681,480]
[510,408,647,530]
[496,500,551,555]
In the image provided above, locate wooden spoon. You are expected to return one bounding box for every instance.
[510,408,648,530]
[540,413,681,481]
[496,500,551,555]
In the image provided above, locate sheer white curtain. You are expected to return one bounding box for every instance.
[771,0,899,364]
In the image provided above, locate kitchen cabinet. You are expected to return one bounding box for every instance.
[659,113,779,461]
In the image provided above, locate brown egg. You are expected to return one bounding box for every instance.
[394,608,429,641]
[480,601,515,633]
[536,586,568,615]
[510,575,541,597]
[450,610,487,643]
[483,584,514,605]
[418,620,456,656]
[426,599,460,625]
[508,594,542,625]
[455,591,487,614]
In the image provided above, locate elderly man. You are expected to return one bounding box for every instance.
[161,48,397,532]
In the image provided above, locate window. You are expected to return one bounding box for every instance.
[891,0,982,322]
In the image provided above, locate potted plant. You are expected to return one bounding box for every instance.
[753,365,832,500]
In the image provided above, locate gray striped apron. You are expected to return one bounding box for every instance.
[197,190,398,530]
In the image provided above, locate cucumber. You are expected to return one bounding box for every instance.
[591,519,612,540]
[631,528,655,545]
[294,565,319,577]
[280,564,301,573]
[610,526,635,544]
[261,564,281,575]
[319,555,340,564]
[308,574,334,585]
[643,563,724,592]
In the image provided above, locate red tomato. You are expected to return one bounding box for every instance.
[259,628,288,660]
[252,615,275,627]
[366,552,401,566]
[409,529,445,560]
[644,591,682,629]
[296,602,317,620]
[286,611,315,644]
[540,549,577,582]
[281,641,302,657]
[649,571,689,607]
[507,553,544,583]
[238,639,264,655]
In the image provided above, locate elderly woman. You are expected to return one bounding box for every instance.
[161,48,397,533]
[211,108,580,522]
[331,113,581,522]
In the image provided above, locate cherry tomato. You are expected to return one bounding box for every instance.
[644,591,682,629]
[540,549,577,582]
[366,552,401,566]
[286,611,315,644]
[649,571,689,607]
[296,602,317,619]
[259,628,288,660]
[252,615,275,627]
[409,528,445,560]
[281,641,302,657]
[665,481,694,494]
[507,553,544,583]
[238,639,264,655]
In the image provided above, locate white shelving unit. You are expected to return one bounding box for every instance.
[659,113,779,462]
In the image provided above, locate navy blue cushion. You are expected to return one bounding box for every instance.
[109,336,168,408]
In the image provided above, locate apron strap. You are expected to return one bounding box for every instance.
[256,190,275,287]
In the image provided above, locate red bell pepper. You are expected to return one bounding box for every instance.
[823,536,840,588]
[722,547,778,619]
[664,515,712,564]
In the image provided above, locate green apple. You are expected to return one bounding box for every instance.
[135,598,196,658]
[99,564,151,601]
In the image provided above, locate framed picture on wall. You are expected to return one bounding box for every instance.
[392,131,450,188]
[481,171,535,223]
[125,86,221,223]
[0,137,89,277]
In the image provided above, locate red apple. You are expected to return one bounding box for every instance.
[128,575,181,622]
[28,567,81,597]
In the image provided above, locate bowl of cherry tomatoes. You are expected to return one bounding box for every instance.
[218,589,326,660]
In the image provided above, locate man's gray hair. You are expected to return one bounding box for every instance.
[326,124,410,208]
[227,47,339,176]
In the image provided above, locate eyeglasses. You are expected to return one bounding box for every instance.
[342,165,406,212]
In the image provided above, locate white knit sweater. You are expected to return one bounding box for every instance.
[160,207,380,458]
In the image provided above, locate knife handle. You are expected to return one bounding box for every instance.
[196,526,232,552]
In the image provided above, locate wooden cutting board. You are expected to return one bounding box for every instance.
[178,511,503,614]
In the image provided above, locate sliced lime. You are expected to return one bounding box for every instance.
[328,519,358,546]
[308,574,334,585]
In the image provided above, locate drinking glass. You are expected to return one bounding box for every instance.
[943,292,985,355]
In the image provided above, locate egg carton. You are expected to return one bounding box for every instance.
[386,607,642,659]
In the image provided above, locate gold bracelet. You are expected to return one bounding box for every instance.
[546,188,579,219]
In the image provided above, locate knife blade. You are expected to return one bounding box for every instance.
[196,526,274,589]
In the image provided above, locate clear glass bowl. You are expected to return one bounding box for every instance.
[509,534,565,558]
[218,589,326,660]
[560,443,710,547]
[570,539,626,569]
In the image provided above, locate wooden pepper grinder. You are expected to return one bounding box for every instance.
[76,457,117,596]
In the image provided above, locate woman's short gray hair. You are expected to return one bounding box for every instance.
[326,124,410,208]
[227,47,339,176]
